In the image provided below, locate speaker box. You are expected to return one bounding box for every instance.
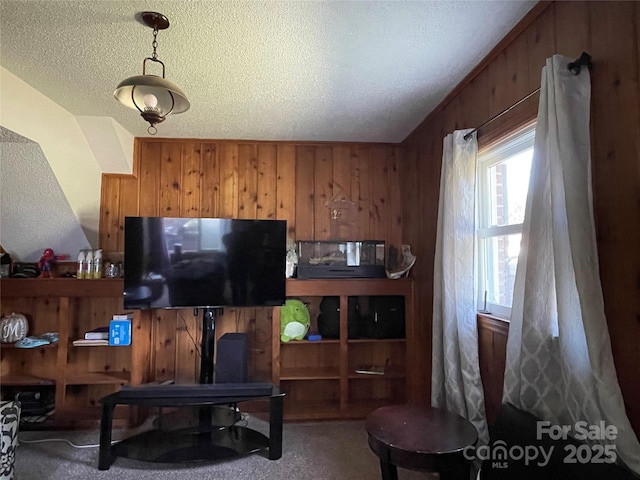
[215,333,248,383]
[317,296,361,339]
[360,296,405,339]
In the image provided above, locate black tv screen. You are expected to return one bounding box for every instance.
[123,217,287,309]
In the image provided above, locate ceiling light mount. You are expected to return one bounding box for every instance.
[138,11,169,31]
[114,11,189,135]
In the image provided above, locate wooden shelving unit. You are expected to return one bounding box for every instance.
[0,278,150,429]
[64,372,130,386]
[0,277,123,297]
[0,373,55,386]
[2,277,420,425]
[272,278,416,421]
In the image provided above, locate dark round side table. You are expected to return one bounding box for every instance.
[366,404,478,480]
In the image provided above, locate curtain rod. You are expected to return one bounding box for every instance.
[463,52,592,141]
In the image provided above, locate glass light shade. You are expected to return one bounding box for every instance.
[114,74,190,115]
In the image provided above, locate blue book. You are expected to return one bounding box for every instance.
[109,319,131,346]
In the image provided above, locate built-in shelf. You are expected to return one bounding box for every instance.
[64,372,130,386]
[285,277,413,297]
[281,339,340,345]
[280,367,341,380]
[1,277,146,428]
[0,373,55,386]
[273,278,415,421]
[0,278,123,298]
[347,338,406,344]
[1,342,58,350]
[349,366,406,379]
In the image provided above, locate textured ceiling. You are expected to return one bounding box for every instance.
[0,0,536,143]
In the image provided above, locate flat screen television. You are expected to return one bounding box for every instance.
[123,217,287,310]
[124,217,287,384]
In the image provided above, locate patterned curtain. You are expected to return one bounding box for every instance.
[503,54,640,474]
[432,129,488,444]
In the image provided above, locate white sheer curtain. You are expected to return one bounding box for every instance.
[503,54,640,474]
[432,129,488,444]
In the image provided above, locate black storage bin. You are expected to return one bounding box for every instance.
[360,296,405,339]
[317,296,361,339]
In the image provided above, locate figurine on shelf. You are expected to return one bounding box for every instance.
[385,244,416,279]
[38,248,55,278]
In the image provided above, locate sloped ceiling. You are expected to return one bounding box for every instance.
[0,127,91,261]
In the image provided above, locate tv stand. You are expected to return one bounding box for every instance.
[98,383,284,470]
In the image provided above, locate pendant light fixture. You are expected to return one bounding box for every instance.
[114,12,190,135]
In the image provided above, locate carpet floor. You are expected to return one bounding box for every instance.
[14,414,437,479]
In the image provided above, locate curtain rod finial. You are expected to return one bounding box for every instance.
[568,52,592,75]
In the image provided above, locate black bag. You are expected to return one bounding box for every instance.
[360,296,405,339]
[317,296,361,339]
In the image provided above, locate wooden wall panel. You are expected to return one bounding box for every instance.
[332,146,352,201]
[553,1,590,61]
[218,143,239,218]
[386,147,403,251]
[588,1,640,432]
[477,316,509,425]
[152,310,178,382]
[130,309,152,386]
[351,146,371,240]
[257,144,277,220]
[331,145,355,239]
[276,145,296,238]
[174,309,200,383]
[401,1,640,434]
[238,144,258,219]
[158,143,182,216]
[250,307,274,382]
[369,147,389,241]
[200,143,219,217]
[527,3,556,92]
[100,139,403,393]
[294,146,315,240]
[313,146,333,240]
[486,51,511,118]
[181,143,202,217]
[117,176,140,252]
[138,142,161,216]
[99,176,121,253]
[442,96,461,134]
[505,31,531,104]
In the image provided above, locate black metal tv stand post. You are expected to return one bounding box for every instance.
[199,307,218,384]
[98,308,285,470]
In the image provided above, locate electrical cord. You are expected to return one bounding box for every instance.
[18,410,251,450]
[17,414,159,450]
[179,310,201,358]
[17,437,120,449]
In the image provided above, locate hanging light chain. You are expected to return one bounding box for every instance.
[151,27,159,60]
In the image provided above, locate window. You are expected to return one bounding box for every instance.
[477,123,535,318]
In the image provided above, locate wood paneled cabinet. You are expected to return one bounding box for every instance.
[0,279,150,429]
[272,278,417,421]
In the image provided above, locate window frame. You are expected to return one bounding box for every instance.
[477,121,536,319]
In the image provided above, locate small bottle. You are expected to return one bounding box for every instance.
[92,249,102,279]
[84,250,93,279]
[76,250,86,279]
